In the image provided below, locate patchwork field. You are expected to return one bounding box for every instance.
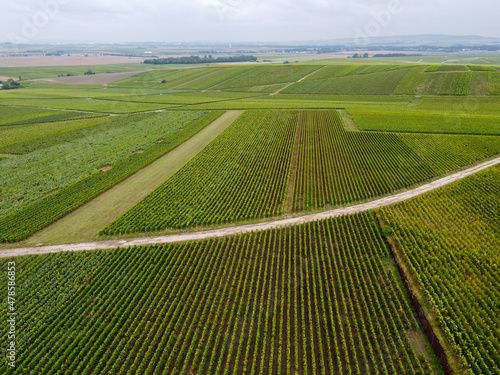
[103,109,499,234]
[1,61,499,375]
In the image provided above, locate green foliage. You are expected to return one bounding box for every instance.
[468,65,497,72]
[438,72,472,95]
[398,133,500,174]
[217,65,320,90]
[0,212,436,374]
[291,110,436,211]
[0,111,223,242]
[1,78,20,90]
[284,68,412,95]
[436,65,470,72]
[393,66,427,95]
[488,71,500,95]
[379,165,500,375]
[0,115,132,155]
[104,109,498,235]
[349,108,500,135]
[103,110,298,233]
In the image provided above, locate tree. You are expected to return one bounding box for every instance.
[1,79,20,90]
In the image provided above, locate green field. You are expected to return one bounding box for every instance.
[379,165,500,374]
[0,212,441,374]
[0,60,499,375]
[103,109,500,234]
[0,111,223,242]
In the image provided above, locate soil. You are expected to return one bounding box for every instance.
[0,55,145,67]
[1,155,498,258]
[98,165,113,172]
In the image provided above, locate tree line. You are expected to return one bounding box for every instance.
[144,55,257,65]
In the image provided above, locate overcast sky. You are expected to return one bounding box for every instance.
[2,0,499,44]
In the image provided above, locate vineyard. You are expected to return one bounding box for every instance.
[378,165,500,374]
[0,111,223,242]
[102,110,298,233]
[0,212,441,374]
[104,109,500,234]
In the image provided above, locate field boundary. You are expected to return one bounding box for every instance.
[18,110,244,246]
[387,238,454,374]
[283,110,302,213]
[2,155,498,258]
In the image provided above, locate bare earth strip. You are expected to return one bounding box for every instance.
[2,155,498,258]
[270,66,325,95]
[22,110,243,246]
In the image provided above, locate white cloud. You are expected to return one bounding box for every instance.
[1,0,499,42]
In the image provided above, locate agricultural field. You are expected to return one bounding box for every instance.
[102,110,298,233]
[348,108,500,135]
[0,213,442,374]
[103,109,500,234]
[0,110,223,242]
[0,61,499,375]
[379,165,500,374]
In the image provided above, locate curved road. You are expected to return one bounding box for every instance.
[1,156,499,258]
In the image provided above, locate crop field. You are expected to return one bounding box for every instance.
[102,110,298,233]
[0,111,223,242]
[103,109,500,234]
[378,165,500,374]
[283,68,413,95]
[0,213,440,374]
[0,60,499,375]
[0,105,103,126]
[348,108,500,135]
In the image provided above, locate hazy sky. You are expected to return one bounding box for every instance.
[2,0,499,44]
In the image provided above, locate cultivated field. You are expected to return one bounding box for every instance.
[379,165,500,374]
[0,213,441,374]
[0,61,499,374]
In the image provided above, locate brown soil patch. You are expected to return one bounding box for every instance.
[38,71,140,85]
[0,55,145,67]
[44,189,61,197]
[407,330,429,357]
[0,75,16,82]
[134,149,145,154]
[98,165,112,172]
[156,138,164,144]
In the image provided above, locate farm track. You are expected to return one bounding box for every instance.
[270,66,325,95]
[2,155,499,258]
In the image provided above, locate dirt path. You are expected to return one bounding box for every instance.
[2,155,498,258]
[22,110,243,246]
[283,110,303,213]
[270,66,324,96]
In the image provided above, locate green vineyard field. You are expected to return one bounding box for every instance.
[0,213,440,374]
[104,109,500,234]
[379,165,500,374]
[0,111,223,242]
